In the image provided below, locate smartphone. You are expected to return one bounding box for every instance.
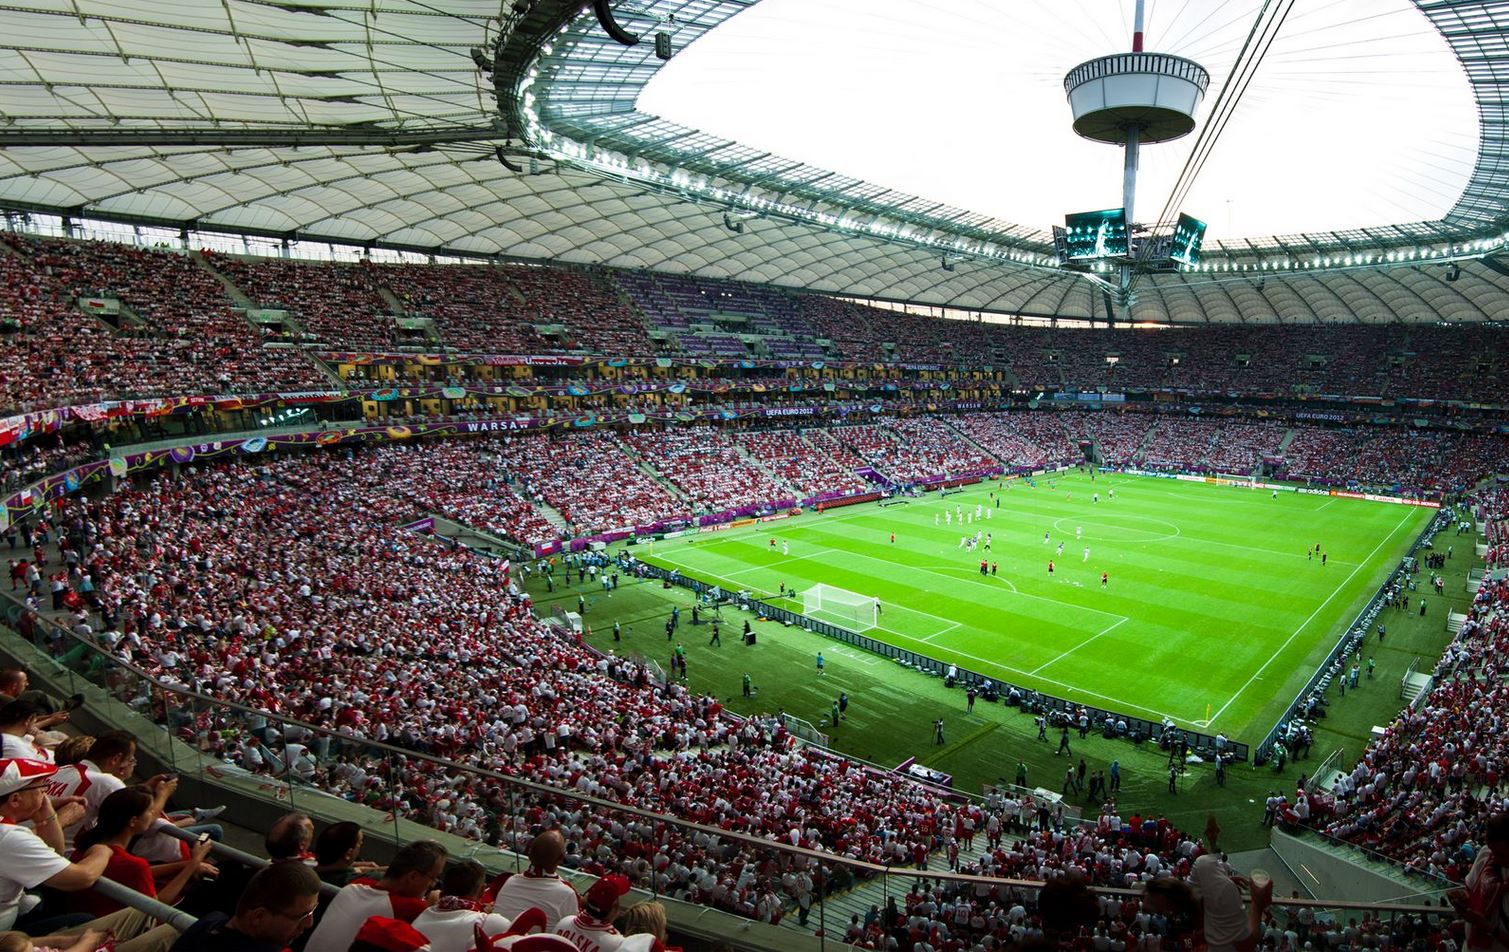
[196,832,211,845]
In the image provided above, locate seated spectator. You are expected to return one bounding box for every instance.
[413,862,533,952]
[312,823,375,888]
[0,923,111,952]
[489,833,578,931]
[67,787,215,917]
[555,877,648,952]
[0,758,111,933]
[303,840,447,952]
[616,902,671,952]
[169,861,323,952]
[264,815,315,864]
[0,700,55,763]
[1448,810,1509,951]
[46,732,146,850]
[347,918,429,952]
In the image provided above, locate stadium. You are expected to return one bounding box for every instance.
[0,0,1504,950]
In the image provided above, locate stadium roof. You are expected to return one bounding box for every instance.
[1,0,1509,323]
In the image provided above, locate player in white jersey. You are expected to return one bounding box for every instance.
[1083,546,1090,562]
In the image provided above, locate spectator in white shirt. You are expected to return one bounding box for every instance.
[489,832,579,930]
[413,861,544,952]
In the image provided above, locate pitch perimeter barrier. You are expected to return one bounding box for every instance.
[637,562,1250,761]
[1254,509,1450,764]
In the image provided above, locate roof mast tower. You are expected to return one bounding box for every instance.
[1064,0,1209,304]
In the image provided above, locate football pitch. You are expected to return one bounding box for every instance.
[637,471,1432,740]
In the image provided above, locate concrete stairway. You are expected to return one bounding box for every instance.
[191,251,257,308]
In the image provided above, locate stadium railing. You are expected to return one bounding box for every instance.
[92,874,201,932]
[636,562,1251,761]
[1254,509,1449,765]
[0,592,1464,950]
[1399,656,1419,701]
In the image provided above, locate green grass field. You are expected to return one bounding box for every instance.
[637,471,1431,740]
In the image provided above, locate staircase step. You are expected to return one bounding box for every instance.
[191,251,258,308]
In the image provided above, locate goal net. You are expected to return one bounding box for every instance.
[802,583,880,631]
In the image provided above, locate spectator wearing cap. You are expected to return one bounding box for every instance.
[489,833,578,931]
[303,840,447,952]
[0,758,111,933]
[170,861,323,952]
[554,876,650,952]
[413,862,543,952]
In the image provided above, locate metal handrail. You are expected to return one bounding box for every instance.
[91,876,199,931]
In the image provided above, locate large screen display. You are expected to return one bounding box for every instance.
[1170,212,1208,266]
[1064,208,1128,259]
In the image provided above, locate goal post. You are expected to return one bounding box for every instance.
[802,583,880,631]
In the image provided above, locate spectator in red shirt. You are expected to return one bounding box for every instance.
[68,787,214,917]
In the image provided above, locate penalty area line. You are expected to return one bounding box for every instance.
[1026,616,1130,675]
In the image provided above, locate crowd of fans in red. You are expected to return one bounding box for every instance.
[4,232,1509,418]
[0,234,326,409]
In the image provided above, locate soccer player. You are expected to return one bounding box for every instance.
[934,513,939,526]
[1092,492,1100,504]
[1083,546,1089,562]
[874,598,882,617]
[1048,560,1055,575]
[1108,488,1114,499]
[1076,526,1082,540]
[1043,530,1050,544]
[782,542,789,556]
[816,652,825,676]
[889,532,895,544]
[1101,572,1108,588]
[985,533,992,550]
[945,510,952,525]
[1056,542,1065,556]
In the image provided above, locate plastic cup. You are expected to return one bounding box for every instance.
[1250,869,1271,891]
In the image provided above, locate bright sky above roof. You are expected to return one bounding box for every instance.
[638,0,1477,240]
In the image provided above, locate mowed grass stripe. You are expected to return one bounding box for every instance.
[643,473,1429,737]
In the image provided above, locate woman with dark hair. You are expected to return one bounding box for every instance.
[67,787,213,918]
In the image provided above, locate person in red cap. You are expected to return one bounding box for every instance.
[0,757,112,932]
[553,876,652,952]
